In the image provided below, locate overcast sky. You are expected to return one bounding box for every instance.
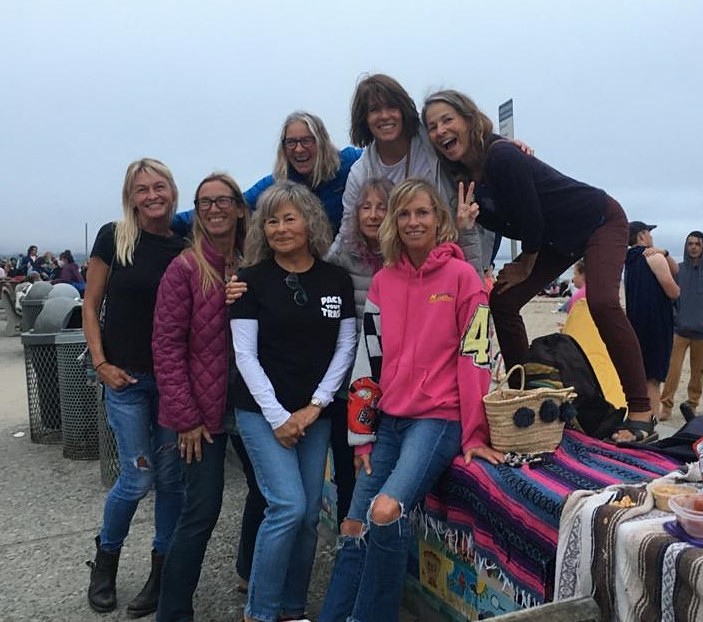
[2,0,701,259]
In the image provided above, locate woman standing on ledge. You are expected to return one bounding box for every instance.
[422,89,654,444]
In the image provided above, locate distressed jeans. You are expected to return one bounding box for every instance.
[319,415,461,622]
[100,373,183,554]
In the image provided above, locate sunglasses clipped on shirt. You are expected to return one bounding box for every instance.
[284,272,308,306]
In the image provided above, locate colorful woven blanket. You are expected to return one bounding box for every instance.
[424,429,682,604]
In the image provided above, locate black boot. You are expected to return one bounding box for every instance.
[87,536,120,613]
[126,549,165,618]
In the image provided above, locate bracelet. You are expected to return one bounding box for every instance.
[94,360,108,371]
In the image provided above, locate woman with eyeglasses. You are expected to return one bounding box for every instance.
[152,173,248,622]
[83,158,185,617]
[172,111,362,237]
[230,181,356,622]
[320,179,503,622]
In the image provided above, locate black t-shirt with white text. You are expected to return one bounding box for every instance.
[230,257,355,414]
[91,222,184,373]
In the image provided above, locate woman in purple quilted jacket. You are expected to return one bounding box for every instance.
[152,172,249,622]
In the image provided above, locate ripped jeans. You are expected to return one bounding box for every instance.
[100,372,183,554]
[319,415,461,622]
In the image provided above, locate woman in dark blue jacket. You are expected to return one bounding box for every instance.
[172,111,361,236]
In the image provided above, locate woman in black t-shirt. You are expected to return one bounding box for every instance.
[83,158,185,617]
[230,181,356,622]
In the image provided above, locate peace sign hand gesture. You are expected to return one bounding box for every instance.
[456,181,479,231]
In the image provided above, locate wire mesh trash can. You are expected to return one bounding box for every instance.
[20,281,53,332]
[57,331,99,460]
[22,331,62,443]
[21,297,83,444]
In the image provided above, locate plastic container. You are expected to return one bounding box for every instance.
[651,483,697,512]
[669,493,703,538]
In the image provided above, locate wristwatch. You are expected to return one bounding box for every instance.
[310,397,324,409]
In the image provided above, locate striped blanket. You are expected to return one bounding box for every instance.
[424,429,682,604]
[556,475,703,621]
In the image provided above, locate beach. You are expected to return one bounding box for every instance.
[0,298,690,621]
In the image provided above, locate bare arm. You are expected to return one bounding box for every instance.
[646,253,680,299]
[82,257,109,368]
[643,247,678,276]
[81,257,136,389]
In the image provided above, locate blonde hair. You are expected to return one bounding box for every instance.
[115,158,178,266]
[379,178,457,265]
[186,172,248,294]
[272,111,340,189]
[243,181,332,267]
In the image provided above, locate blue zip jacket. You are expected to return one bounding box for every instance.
[171,146,362,237]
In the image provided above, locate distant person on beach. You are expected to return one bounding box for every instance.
[566,259,586,313]
[320,179,502,622]
[83,158,185,617]
[659,230,703,422]
[18,245,38,276]
[172,111,362,236]
[153,173,251,621]
[36,251,58,280]
[422,89,658,444]
[54,249,85,294]
[625,221,679,426]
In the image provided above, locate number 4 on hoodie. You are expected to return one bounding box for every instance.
[460,304,491,367]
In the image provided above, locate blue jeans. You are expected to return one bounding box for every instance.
[231,432,267,581]
[157,431,232,622]
[236,408,331,622]
[100,373,183,554]
[319,415,461,622]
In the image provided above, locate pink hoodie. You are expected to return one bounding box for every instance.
[366,242,491,453]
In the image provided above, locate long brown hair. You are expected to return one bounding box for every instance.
[422,90,494,181]
[350,74,419,147]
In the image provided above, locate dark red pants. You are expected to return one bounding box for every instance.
[490,196,650,413]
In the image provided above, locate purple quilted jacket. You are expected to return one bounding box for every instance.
[153,239,229,434]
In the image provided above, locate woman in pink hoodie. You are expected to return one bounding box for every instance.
[320,179,504,622]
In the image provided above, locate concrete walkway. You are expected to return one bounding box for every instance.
[0,304,687,621]
[0,330,344,622]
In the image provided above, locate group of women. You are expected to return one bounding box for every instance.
[83,73,654,622]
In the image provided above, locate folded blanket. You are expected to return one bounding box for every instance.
[557,472,703,621]
[425,430,682,604]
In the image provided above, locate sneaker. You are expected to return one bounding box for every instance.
[680,402,697,422]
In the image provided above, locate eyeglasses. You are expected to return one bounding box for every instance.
[282,136,316,150]
[284,272,308,306]
[195,196,236,210]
